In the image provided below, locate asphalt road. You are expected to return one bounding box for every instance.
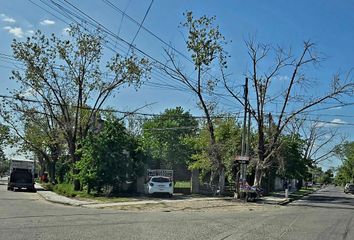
[1,179,353,240]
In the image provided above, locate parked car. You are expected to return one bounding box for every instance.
[146,176,173,197]
[344,183,354,194]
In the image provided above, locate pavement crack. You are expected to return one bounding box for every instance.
[343,215,353,240]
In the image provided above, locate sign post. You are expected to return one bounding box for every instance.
[235,156,250,197]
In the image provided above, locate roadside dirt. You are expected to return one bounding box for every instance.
[107,199,279,212]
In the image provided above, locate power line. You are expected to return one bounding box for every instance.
[3,93,354,127]
[127,0,154,54]
[2,55,354,121]
[101,0,193,64]
[0,94,240,120]
[34,0,198,90]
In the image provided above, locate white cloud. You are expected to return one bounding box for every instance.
[328,106,342,110]
[331,118,347,124]
[3,26,24,38]
[26,30,34,36]
[277,75,289,81]
[1,13,16,23]
[3,17,16,23]
[315,118,347,128]
[62,27,70,35]
[40,19,55,26]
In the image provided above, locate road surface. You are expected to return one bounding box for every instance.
[0,179,353,240]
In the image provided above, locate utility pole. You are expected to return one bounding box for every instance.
[240,77,248,182]
[235,77,249,199]
[246,101,251,156]
[241,77,248,158]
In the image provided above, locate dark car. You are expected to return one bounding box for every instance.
[344,183,354,194]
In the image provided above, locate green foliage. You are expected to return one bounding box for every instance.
[174,181,191,188]
[3,25,150,185]
[319,169,334,184]
[278,134,310,180]
[182,11,227,71]
[187,118,242,182]
[141,107,197,169]
[335,141,354,185]
[75,116,146,193]
[43,183,89,198]
[0,124,9,145]
[0,125,9,176]
[0,149,9,176]
[53,183,81,198]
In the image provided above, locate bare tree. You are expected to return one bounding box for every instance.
[290,118,346,165]
[224,39,354,186]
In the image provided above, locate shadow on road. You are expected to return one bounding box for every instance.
[305,195,354,206]
[291,186,354,210]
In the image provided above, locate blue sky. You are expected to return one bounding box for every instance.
[1,0,353,169]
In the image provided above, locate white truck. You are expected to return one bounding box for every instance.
[7,159,36,192]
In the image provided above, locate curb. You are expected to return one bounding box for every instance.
[277,198,291,205]
[36,190,90,206]
[278,188,319,206]
[35,186,241,208]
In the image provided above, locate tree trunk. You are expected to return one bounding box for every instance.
[48,161,56,183]
[68,143,81,191]
[218,166,225,194]
[73,177,81,191]
[87,182,91,194]
[254,120,266,187]
[254,164,263,187]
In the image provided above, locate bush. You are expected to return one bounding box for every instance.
[53,183,77,197]
[41,183,54,191]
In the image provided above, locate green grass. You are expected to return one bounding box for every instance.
[174,181,191,188]
[43,183,135,202]
[53,183,85,198]
[269,187,318,199]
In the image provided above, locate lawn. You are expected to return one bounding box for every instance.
[174,181,191,188]
[42,183,136,202]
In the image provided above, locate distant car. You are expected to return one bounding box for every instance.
[146,176,173,197]
[344,183,354,194]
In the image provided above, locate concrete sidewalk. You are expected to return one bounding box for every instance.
[35,184,97,206]
[35,184,238,208]
[36,183,292,209]
[260,194,288,205]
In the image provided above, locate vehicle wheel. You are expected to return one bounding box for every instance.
[7,186,11,191]
[169,194,173,198]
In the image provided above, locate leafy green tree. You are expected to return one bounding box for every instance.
[278,134,310,180]
[76,116,145,194]
[0,149,9,177]
[187,118,242,183]
[141,107,197,172]
[1,25,150,190]
[163,12,228,192]
[335,141,354,185]
[0,125,9,176]
[320,169,334,184]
